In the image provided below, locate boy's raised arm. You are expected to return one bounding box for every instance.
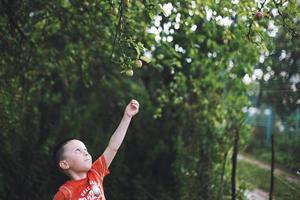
[103,99,139,167]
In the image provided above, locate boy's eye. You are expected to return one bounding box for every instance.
[75,149,81,152]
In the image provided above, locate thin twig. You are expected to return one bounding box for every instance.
[110,2,124,61]
[272,0,300,38]
[247,0,267,45]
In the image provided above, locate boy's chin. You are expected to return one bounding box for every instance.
[86,163,92,170]
[78,164,92,172]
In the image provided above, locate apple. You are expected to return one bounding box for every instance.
[122,0,129,6]
[84,1,90,7]
[125,69,134,76]
[255,11,264,20]
[140,56,151,63]
[134,60,143,68]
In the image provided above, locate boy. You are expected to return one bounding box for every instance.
[53,99,139,200]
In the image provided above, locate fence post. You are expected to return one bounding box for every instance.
[266,108,273,146]
[296,106,299,132]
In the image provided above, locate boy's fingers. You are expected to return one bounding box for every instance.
[131,99,139,104]
[132,102,139,106]
[130,103,139,110]
[130,99,139,107]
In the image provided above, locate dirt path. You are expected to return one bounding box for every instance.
[245,188,270,200]
[238,154,300,185]
[238,154,300,200]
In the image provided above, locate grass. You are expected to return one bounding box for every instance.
[244,148,299,173]
[237,160,300,200]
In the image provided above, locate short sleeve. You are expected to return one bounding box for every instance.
[53,191,65,200]
[92,155,110,177]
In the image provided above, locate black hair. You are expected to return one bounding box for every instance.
[52,137,78,170]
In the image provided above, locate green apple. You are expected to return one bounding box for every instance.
[134,60,143,68]
[140,56,151,63]
[125,69,134,76]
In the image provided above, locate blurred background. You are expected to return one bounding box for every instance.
[0,0,299,199]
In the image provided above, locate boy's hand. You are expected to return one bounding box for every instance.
[124,99,139,118]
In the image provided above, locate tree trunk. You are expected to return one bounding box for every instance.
[219,151,228,200]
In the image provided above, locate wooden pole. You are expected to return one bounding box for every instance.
[231,128,239,200]
[269,132,275,200]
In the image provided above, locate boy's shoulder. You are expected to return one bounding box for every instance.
[61,182,77,197]
[53,185,74,200]
[55,179,84,199]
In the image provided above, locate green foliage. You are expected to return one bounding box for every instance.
[255,31,300,117]
[0,0,299,199]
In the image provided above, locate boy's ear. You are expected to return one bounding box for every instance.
[59,160,70,170]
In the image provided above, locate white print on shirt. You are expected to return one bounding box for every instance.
[79,184,104,200]
[89,180,101,196]
[78,189,104,200]
[81,186,91,196]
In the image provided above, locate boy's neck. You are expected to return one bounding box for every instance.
[68,170,88,181]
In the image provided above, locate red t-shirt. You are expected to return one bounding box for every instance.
[53,155,110,200]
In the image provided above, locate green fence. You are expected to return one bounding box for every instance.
[244,106,300,172]
[245,106,300,145]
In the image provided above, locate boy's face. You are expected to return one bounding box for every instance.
[60,139,92,173]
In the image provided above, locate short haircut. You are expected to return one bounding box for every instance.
[52,137,78,169]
